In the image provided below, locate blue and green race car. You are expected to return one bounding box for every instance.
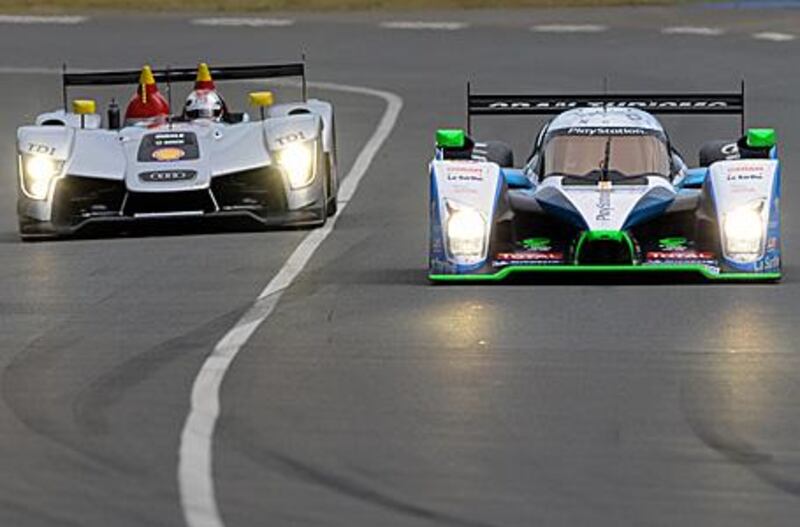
[429,89,781,282]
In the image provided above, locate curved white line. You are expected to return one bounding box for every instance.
[177,82,403,527]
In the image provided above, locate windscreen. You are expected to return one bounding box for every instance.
[543,129,670,178]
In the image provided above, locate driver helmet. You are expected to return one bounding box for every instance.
[184,89,225,121]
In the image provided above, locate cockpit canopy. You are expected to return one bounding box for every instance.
[543,128,671,180]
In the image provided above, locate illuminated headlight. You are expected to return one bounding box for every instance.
[276,142,316,190]
[723,200,766,262]
[20,154,63,200]
[446,202,487,259]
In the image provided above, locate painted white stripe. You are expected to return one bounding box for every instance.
[531,24,608,33]
[662,26,725,36]
[0,15,87,24]
[178,82,403,527]
[753,31,796,42]
[380,21,467,30]
[192,17,295,27]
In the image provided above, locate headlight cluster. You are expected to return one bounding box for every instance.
[276,142,316,190]
[20,154,63,200]
[445,201,487,260]
[723,199,766,263]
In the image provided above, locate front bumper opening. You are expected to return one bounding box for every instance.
[123,190,217,216]
[210,167,286,217]
[575,230,635,265]
[52,176,126,225]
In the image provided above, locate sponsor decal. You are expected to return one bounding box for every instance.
[596,192,613,221]
[275,130,307,147]
[565,127,649,136]
[27,142,56,156]
[139,132,200,162]
[764,254,781,270]
[152,147,186,162]
[520,237,552,251]
[139,170,196,183]
[446,165,484,182]
[486,100,732,111]
[646,250,715,261]
[658,237,688,251]
[152,132,189,146]
[495,251,564,265]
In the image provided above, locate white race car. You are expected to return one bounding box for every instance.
[17,62,338,239]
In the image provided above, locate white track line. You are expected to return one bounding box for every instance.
[192,17,295,27]
[177,82,402,527]
[662,26,725,36]
[0,15,87,24]
[380,21,467,30]
[753,31,796,42]
[531,24,608,33]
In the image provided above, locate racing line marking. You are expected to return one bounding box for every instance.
[752,31,797,42]
[191,17,295,27]
[177,82,402,527]
[380,21,468,30]
[531,24,608,33]
[0,15,87,24]
[661,26,725,36]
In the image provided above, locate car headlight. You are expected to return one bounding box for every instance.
[446,201,487,259]
[723,199,766,262]
[20,154,63,200]
[276,142,316,190]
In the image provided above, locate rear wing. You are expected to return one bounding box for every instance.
[466,82,746,134]
[61,62,307,109]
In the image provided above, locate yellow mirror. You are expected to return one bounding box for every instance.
[249,91,274,108]
[72,99,97,115]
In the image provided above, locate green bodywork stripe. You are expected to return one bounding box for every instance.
[430,265,781,282]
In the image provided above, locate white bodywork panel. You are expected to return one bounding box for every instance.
[536,176,676,230]
[709,159,779,261]
[431,160,501,266]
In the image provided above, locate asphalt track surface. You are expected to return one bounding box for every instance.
[1,5,800,527]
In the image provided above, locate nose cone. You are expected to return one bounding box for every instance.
[125,65,170,122]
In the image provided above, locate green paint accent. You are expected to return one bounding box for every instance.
[659,237,688,250]
[574,230,635,264]
[429,265,781,283]
[436,129,466,149]
[747,128,776,149]
[521,237,551,250]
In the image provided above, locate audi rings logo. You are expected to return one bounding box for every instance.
[139,170,197,183]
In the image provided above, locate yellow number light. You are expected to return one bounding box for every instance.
[72,99,96,115]
[249,91,274,121]
[72,99,97,129]
[249,91,274,108]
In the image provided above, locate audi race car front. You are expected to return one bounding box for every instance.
[16,63,339,239]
